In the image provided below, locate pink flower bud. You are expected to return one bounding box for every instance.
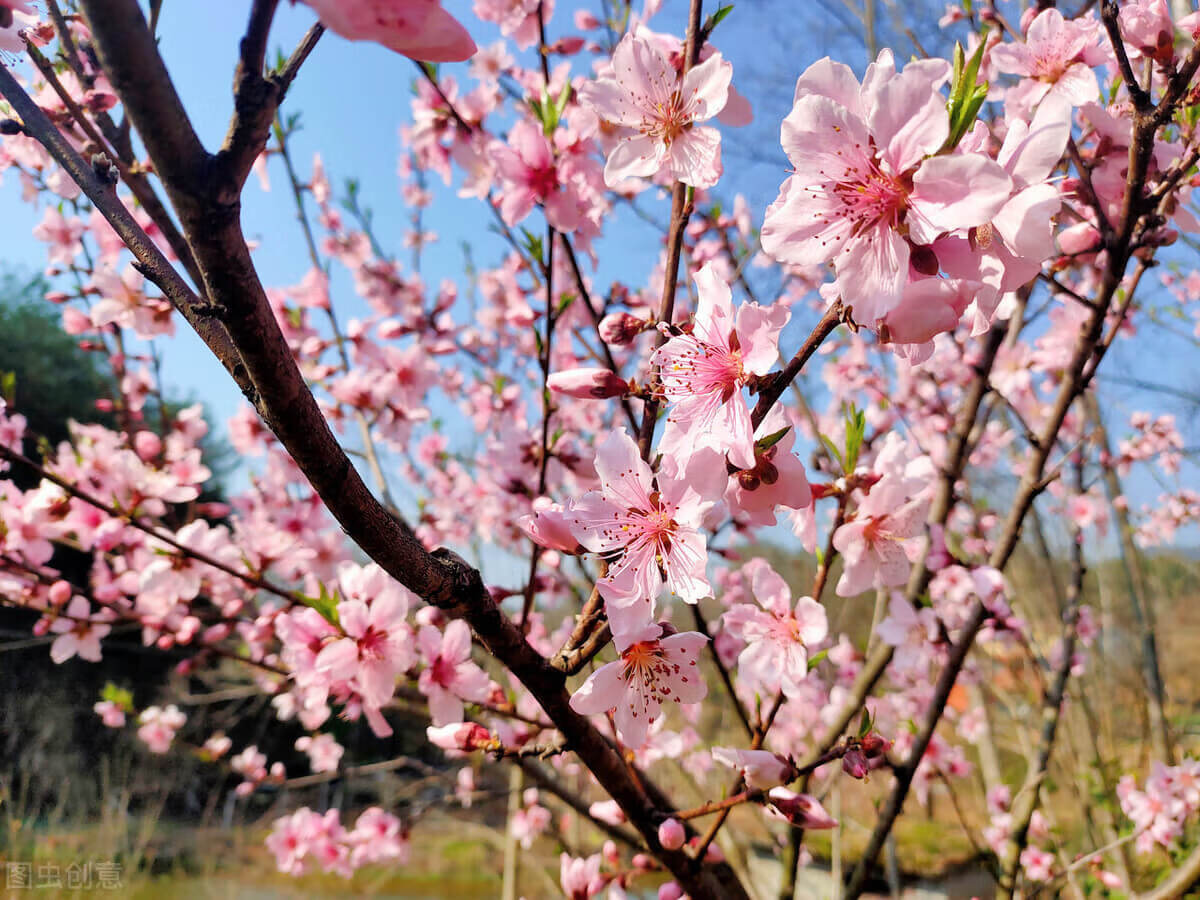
[658,884,684,900]
[842,748,869,779]
[767,788,838,830]
[426,722,493,751]
[548,368,629,399]
[134,430,163,461]
[657,817,685,850]
[574,9,601,29]
[48,580,72,606]
[599,312,647,345]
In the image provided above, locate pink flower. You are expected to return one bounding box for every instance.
[568,428,725,640]
[295,733,345,773]
[417,619,492,725]
[137,704,186,754]
[427,721,493,751]
[990,8,1101,114]
[519,498,585,553]
[652,264,788,469]
[578,30,731,188]
[761,51,1012,323]
[489,119,585,232]
[32,207,85,266]
[721,558,827,698]
[568,623,708,748]
[832,435,933,596]
[298,0,476,62]
[93,700,126,728]
[473,0,552,50]
[49,596,111,663]
[560,852,604,899]
[314,568,416,735]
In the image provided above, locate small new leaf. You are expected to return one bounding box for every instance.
[755,425,791,453]
[301,583,341,627]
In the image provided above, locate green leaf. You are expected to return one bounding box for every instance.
[701,3,735,40]
[555,292,577,317]
[857,708,874,737]
[820,435,846,472]
[0,371,14,405]
[807,649,829,671]
[101,682,134,711]
[754,425,791,453]
[300,583,341,627]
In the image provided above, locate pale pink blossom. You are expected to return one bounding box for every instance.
[560,852,605,899]
[569,622,708,748]
[48,596,110,663]
[295,733,345,773]
[652,264,788,468]
[990,8,1101,114]
[722,558,827,698]
[579,30,731,188]
[711,747,794,789]
[568,428,725,639]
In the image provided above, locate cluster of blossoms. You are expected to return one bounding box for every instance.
[0,0,1197,895]
[266,806,409,877]
[1119,758,1200,854]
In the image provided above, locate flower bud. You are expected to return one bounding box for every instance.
[548,368,629,399]
[599,312,647,345]
[426,722,494,751]
[658,883,684,900]
[657,817,685,850]
[767,788,838,829]
[48,580,72,606]
[842,748,869,779]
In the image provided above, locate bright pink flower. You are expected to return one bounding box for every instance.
[721,558,827,698]
[578,30,731,188]
[568,428,725,639]
[761,51,1012,323]
[298,0,476,62]
[417,619,492,725]
[490,119,585,232]
[652,264,788,469]
[568,622,708,748]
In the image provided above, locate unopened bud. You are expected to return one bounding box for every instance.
[767,788,838,829]
[547,368,629,399]
[842,748,869,779]
[426,722,493,751]
[598,312,647,345]
[48,580,72,606]
[0,118,24,136]
[657,817,685,850]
